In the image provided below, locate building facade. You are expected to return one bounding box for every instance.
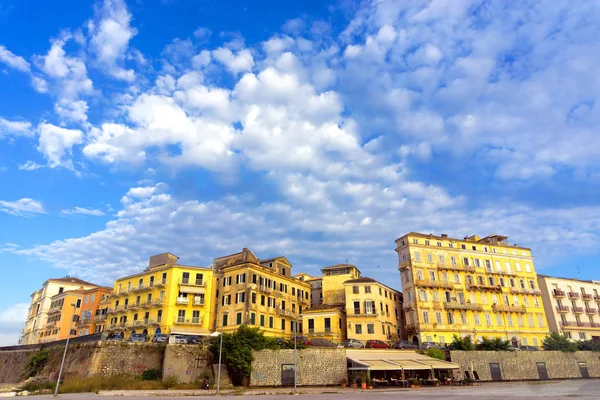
[295,273,322,308]
[395,233,550,347]
[19,277,98,345]
[106,253,215,339]
[213,248,311,337]
[537,275,600,341]
[40,290,84,343]
[302,306,347,342]
[75,287,112,336]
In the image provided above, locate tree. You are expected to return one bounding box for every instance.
[450,334,473,350]
[209,325,279,385]
[477,336,511,351]
[542,332,578,352]
[427,348,445,360]
[577,339,600,351]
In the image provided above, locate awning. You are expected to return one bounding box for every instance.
[346,349,460,371]
[418,359,459,369]
[169,328,211,335]
[393,360,431,370]
[358,360,403,371]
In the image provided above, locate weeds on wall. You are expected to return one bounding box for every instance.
[28,349,50,377]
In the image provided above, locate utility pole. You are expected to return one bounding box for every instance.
[53,303,77,397]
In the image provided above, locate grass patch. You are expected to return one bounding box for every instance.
[21,380,55,392]
[58,375,166,393]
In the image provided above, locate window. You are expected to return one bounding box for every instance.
[436,312,443,324]
[353,286,359,294]
[472,245,477,251]
[474,313,480,325]
[419,290,428,302]
[499,278,505,287]
[488,276,495,286]
[412,239,418,244]
[534,297,540,307]
[485,260,492,272]
[454,273,460,283]
[461,244,466,250]
[481,294,488,304]
[495,261,501,272]
[414,252,421,261]
[222,313,228,327]
[460,312,467,325]
[449,243,454,248]
[281,319,286,330]
[463,257,470,266]
[474,259,481,268]
[260,315,265,327]
[518,315,524,327]
[365,286,371,293]
[524,297,530,307]
[509,278,515,288]
[236,292,245,304]
[261,295,265,306]
[425,240,430,245]
[437,242,442,247]
[450,256,457,265]
[565,332,572,339]
[355,324,362,334]
[496,314,502,326]
[485,314,492,325]
[432,291,440,302]
[269,316,274,328]
[507,315,513,326]
[579,332,586,340]
[429,271,436,281]
[236,312,242,325]
[250,313,256,325]
[505,262,512,273]
[252,293,257,304]
[422,311,430,324]
[252,274,257,284]
[281,268,286,276]
[417,270,424,280]
[537,315,545,327]
[447,312,454,325]
[525,264,531,272]
[441,272,448,282]
[427,254,433,263]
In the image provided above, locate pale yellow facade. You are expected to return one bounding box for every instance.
[344,278,403,342]
[395,233,550,347]
[537,275,600,341]
[213,249,311,337]
[302,307,347,342]
[20,277,98,345]
[106,253,215,338]
[321,265,361,305]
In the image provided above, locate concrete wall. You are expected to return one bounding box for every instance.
[450,350,600,381]
[162,345,213,383]
[0,342,164,384]
[250,348,346,387]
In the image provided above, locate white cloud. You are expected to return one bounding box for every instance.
[0,303,29,347]
[212,47,254,75]
[0,45,30,72]
[18,161,44,171]
[89,0,137,81]
[0,117,33,138]
[37,123,83,168]
[0,303,28,323]
[193,27,212,40]
[0,198,45,216]
[61,207,105,216]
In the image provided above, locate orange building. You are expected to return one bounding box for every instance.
[75,287,112,336]
[42,290,86,343]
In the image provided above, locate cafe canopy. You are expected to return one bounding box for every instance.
[346,349,459,372]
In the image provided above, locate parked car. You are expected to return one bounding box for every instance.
[520,345,540,351]
[291,336,312,346]
[310,338,342,348]
[152,333,169,343]
[342,338,364,348]
[420,342,443,350]
[172,335,189,344]
[366,340,389,349]
[129,333,148,342]
[393,340,418,350]
[187,335,203,344]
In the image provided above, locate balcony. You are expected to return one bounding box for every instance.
[193,298,205,306]
[415,279,454,289]
[492,304,527,313]
[444,302,483,311]
[174,317,203,325]
[48,307,61,315]
[258,285,273,294]
[133,319,158,327]
[492,270,517,277]
[467,283,503,292]
[176,297,189,305]
[129,303,140,311]
[437,262,475,272]
[154,279,167,288]
[348,311,379,317]
[152,298,165,307]
[77,319,92,328]
[585,308,598,315]
[398,262,410,271]
[275,308,294,317]
[510,288,542,296]
[179,278,206,287]
[568,292,580,299]
[572,307,584,314]
[594,295,600,302]
[555,305,570,313]
[141,301,153,308]
[403,302,416,311]
[561,321,600,329]
[553,289,566,298]
[581,293,592,300]
[94,314,108,322]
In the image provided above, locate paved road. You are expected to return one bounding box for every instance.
[33,380,600,399]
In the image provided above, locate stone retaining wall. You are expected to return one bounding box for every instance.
[450,350,600,381]
[250,348,346,387]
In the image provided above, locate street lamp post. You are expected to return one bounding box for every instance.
[212,310,228,396]
[54,303,77,397]
[293,315,302,395]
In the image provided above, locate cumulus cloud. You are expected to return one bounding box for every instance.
[0,118,33,138]
[0,303,28,346]
[37,123,83,168]
[89,0,137,81]
[18,161,44,171]
[212,47,254,75]
[0,198,45,216]
[61,207,106,216]
[0,45,30,72]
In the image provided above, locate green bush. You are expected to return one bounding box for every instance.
[477,336,511,351]
[577,340,600,351]
[542,332,578,352]
[426,348,445,360]
[162,375,179,389]
[141,369,161,381]
[21,380,54,392]
[450,335,473,350]
[28,349,50,377]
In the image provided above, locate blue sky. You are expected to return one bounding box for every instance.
[1,0,600,345]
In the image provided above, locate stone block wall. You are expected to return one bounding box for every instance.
[250,348,347,387]
[162,345,214,384]
[450,350,600,381]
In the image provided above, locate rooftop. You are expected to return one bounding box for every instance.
[396,232,530,250]
[538,274,600,285]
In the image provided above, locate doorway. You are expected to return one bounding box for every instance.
[281,364,296,386]
[579,362,590,378]
[489,363,502,381]
[536,362,548,380]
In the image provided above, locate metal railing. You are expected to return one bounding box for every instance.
[492,304,527,313]
[415,279,454,289]
[555,305,569,312]
[568,292,580,299]
[444,302,483,311]
[553,289,565,297]
[176,297,189,305]
[174,317,203,325]
[572,306,584,313]
[179,278,205,287]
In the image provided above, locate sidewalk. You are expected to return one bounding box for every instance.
[97,386,420,396]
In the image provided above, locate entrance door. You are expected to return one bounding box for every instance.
[489,363,502,381]
[579,362,590,378]
[536,362,548,380]
[281,364,296,386]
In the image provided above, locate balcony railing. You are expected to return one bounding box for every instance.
[94,314,108,322]
[492,304,527,313]
[568,292,580,299]
[582,293,593,300]
[553,289,565,297]
[492,270,518,277]
[561,321,600,329]
[347,311,379,317]
[154,279,167,288]
[141,301,152,308]
[594,295,600,302]
[176,297,189,305]
[415,279,454,289]
[258,285,273,294]
[444,302,483,311]
[152,298,165,306]
[437,263,475,272]
[467,283,503,292]
[174,317,203,325]
[180,278,205,287]
[572,307,584,313]
[510,288,542,296]
[133,319,157,327]
[585,308,598,314]
[48,307,61,314]
[275,308,294,317]
[193,298,205,306]
[77,319,92,328]
[555,305,570,312]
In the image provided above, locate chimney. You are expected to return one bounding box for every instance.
[441,234,448,238]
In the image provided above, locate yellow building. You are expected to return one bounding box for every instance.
[395,233,550,348]
[213,248,311,337]
[301,264,404,344]
[344,277,404,342]
[295,272,322,308]
[40,290,85,343]
[537,275,600,341]
[106,253,215,339]
[20,277,98,345]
